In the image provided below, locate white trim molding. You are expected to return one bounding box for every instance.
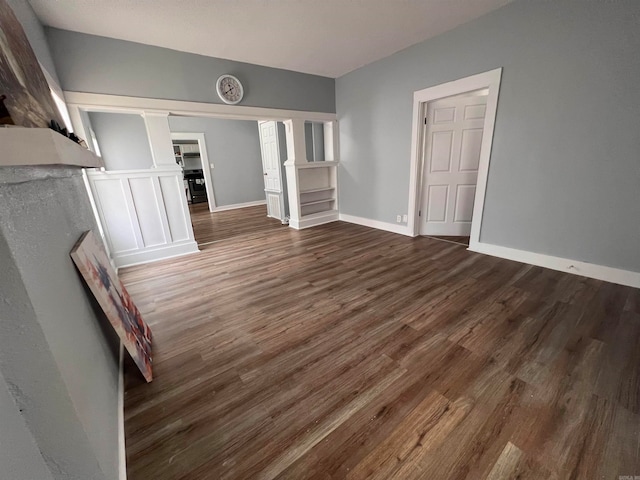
[212,199,266,212]
[291,210,339,229]
[64,91,337,123]
[407,68,502,243]
[469,242,640,289]
[339,214,412,236]
[113,241,199,269]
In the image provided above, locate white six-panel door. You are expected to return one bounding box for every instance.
[419,92,488,236]
[258,121,286,221]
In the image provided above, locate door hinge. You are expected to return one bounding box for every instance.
[419,210,422,217]
[424,117,427,125]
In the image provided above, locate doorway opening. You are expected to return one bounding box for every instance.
[169,118,289,246]
[407,68,502,249]
[171,132,215,212]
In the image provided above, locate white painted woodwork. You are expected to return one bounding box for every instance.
[266,193,283,221]
[284,119,339,230]
[258,121,285,221]
[211,199,266,213]
[419,93,487,236]
[284,163,302,225]
[407,68,503,246]
[0,128,103,168]
[469,242,640,289]
[64,91,340,232]
[283,119,308,166]
[65,91,337,123]
[86,167,198,267]
[339,213,412,236]
[141,111,176,167]
[323,121,339,162]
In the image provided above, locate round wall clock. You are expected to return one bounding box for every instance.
[216,74,244,105]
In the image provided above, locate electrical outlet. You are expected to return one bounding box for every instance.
[402,214,408,223]
[396,215,402,223]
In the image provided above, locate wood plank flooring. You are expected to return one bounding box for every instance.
[188,203,282,245]
[428,235,470,246]
[120,212,640,479]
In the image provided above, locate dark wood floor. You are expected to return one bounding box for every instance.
[189,203,283,245]
[120,211,640,479]
[428,235,470,246]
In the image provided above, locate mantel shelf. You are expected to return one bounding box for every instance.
[0,127,104,168]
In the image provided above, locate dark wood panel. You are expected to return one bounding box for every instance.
[120,213,640,480]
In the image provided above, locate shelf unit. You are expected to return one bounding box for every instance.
[283,119,339,230]
[297,162,338,219]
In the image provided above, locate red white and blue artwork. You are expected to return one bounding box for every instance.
[71,231,153,382]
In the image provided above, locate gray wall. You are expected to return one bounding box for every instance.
[7,0,61,89]
[169,116,265,207]
[89,111,154,170]
[336,0,640,273]
[46,28,336,113]
[0,370,53,480]
[0,166,120,480]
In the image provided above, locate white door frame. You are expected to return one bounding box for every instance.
[407,68,502,248]
[171,132,216,212]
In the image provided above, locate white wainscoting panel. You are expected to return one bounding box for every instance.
[128,176,167,247]
[158,174,191,242]
[87,167,198,268]
[91,178,140,254]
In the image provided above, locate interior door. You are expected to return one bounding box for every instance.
[419,91,488,236]
[258,121,285,220]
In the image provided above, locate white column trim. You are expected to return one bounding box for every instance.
[141,111,176,167]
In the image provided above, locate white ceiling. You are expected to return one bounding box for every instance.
[29,0,510,78]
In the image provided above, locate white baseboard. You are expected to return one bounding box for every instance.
[469,241,640,288]
[339,213,412,236]
[290,210,339,230]
[212,200,266,212]
[118,343,127,480]
[113,241,199,268]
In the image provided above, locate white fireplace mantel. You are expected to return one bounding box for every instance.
[0,127,104,169]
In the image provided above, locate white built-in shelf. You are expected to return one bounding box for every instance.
[300,198,335,207]
[300,209,339,220]
[300,187,335,194]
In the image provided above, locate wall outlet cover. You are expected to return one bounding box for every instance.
[396,215,402,223]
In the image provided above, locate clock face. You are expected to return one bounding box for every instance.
[216,75,244,105]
